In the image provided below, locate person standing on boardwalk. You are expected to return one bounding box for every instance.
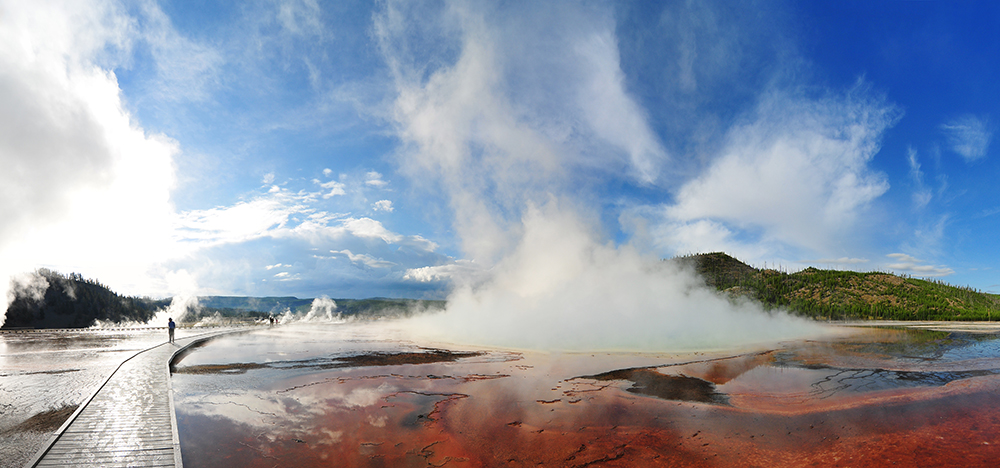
[168,317,176,343]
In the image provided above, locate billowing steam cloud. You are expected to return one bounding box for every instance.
[405,204,825,351]
[378,2,834,350]
[6,273,50,306]
[275,297,343,324]
[157,295,200,326]
[0,1,191,326]
[300,297,342,323]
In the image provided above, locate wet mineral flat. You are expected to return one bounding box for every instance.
[172,323,1000,467]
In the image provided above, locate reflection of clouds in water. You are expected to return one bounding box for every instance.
[367,414,387,428]
[180,392,307,430]
[316,428,344,446]
[344,383,394,408]
[177,377,398,435]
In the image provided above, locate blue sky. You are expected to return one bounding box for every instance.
[2,0,999,310]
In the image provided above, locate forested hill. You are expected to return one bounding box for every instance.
[3,270,167,328]
[676,252,1000,321]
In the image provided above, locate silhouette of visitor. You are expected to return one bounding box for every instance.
[168,317,176,343]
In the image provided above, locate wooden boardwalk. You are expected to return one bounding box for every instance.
[27,330,241,468]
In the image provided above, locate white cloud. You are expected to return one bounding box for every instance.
[137,0,222,102]
[175,198,294,244]
[341,217,401,244]
[365,171,388,187]
[979,206,1000,218]
[575,32,668,184]
[173,186,437,254]
[941,114,992,162]
[372,200,394,212]
[273,271,301,282]
[906,147,932,210]
[312,178,346,198]
[662,84,899,256]
[164,191,448,297]
[403,260,485,283]
[332,250,395,269]
[884,253,954,277]
[276,0,324,38]
[906,214,949,257]
[322,168,333,177]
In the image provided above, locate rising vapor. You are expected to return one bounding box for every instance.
[0,1,187,325]
[404,203,826,351]
[378,1,831,351]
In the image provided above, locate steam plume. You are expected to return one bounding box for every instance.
[404,203,825,351]
[0,1,183,326]
[276,297,343,324]
[379,2,830,351]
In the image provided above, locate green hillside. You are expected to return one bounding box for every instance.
[677,252,1000,321]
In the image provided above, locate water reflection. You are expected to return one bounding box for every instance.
[614,329,1000,407]
[172,324,1000,467]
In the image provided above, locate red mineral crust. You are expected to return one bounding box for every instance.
[174,326,1000,467]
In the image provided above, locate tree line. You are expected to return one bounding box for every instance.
[2,269,167,328]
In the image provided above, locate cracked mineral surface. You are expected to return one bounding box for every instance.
[172,322,1000,467]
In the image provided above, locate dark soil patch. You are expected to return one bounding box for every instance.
[2,405,78,434]
[581,368,728,405]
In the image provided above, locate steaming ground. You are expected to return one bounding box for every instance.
[400,206,833,352]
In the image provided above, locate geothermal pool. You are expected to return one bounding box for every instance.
[172,322,1000,467]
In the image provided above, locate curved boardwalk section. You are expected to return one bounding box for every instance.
[28,330,240,468]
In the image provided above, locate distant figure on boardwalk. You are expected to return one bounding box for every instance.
[269,315,275,327]
[168,318,176,343]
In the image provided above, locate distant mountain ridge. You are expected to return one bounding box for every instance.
[196,296,314,314]
[190,296,445,320]
[675,252,1000,321]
